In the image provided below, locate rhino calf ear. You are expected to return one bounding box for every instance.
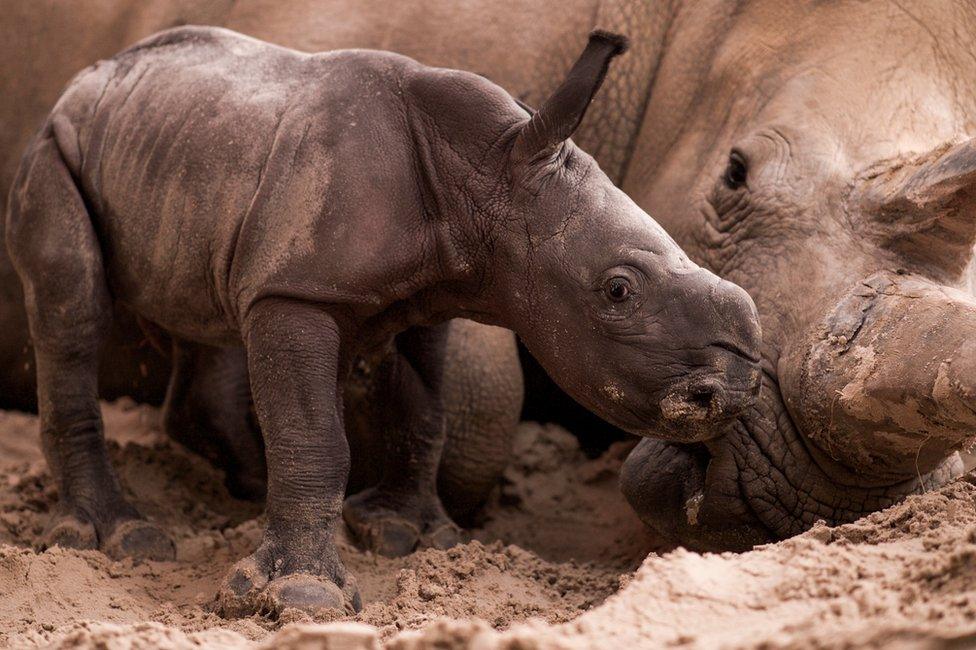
[855,138,976,278]
[514,30,628,162]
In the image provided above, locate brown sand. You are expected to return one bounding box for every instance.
[2,401,976,649]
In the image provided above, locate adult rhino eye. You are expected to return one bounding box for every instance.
[605,276,632,302]
[724,150,748,189]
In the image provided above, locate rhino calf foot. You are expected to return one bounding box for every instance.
[43,510,98,552]
[343,487,462,557]
[216,543,361,618]
[44,509,175,562]
[102,519,176,562]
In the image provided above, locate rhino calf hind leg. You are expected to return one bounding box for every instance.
[6,131,174,561]
[162,341,266,500]
[344,323,463,557]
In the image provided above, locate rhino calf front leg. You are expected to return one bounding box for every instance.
[344,323,461,557]
[217,299,360,617]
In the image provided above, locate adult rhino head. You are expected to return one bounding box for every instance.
[621,0,976,549]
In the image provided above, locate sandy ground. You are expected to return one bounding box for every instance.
[1,401,976,649]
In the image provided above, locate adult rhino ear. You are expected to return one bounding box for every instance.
[513,30,628,162]
[855,138,976,278]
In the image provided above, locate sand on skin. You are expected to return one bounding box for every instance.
[1,400,976,649]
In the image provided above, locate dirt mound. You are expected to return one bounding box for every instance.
[0,401,648,648]
[3,401,976,649]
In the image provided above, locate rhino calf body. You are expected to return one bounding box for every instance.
[7,26,761,615]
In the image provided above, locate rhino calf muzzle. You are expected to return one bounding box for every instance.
[6,26,759,617]
[653,273,762,440]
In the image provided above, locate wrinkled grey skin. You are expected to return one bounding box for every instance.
[7,0,973,554]
[6,27,760,615]
[619,0,976,550]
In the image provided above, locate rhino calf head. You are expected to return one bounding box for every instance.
[466,33,762,440]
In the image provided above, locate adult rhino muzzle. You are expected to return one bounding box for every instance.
[779,270,976,483]
[778,137,976,484]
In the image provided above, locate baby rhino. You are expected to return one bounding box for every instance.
[7,27,761,616]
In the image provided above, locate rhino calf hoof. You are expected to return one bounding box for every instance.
[216,549,361,618]
[44,511,175,562]
[343,487,462,557]
[422,523,464,551]
[102,519,176,562]
[43,512,98,552]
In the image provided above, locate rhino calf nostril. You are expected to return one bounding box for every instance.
[660,383,720,422]
[689,388,715,410]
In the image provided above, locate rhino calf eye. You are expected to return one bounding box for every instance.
[724,150,748,189]
[605,277,632,302]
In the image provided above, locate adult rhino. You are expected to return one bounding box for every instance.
[4,0,976,550]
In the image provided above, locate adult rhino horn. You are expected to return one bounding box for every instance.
[855,138,976,277]
[780,271,976,483]
[513,30,628,161]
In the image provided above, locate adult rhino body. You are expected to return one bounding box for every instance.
[4,0,976,550]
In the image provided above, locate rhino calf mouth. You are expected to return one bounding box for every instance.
[656,342,762,441]
[660,375,753,429]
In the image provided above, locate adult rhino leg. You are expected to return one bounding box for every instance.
[6,131,174,561]
[436,319,522,522]
[162,340,266,500]
[344,322,465,557]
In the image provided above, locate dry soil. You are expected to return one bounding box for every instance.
[1,401,975,649]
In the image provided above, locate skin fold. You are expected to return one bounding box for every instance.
[6,28,760,615]
[3,0,975,553]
